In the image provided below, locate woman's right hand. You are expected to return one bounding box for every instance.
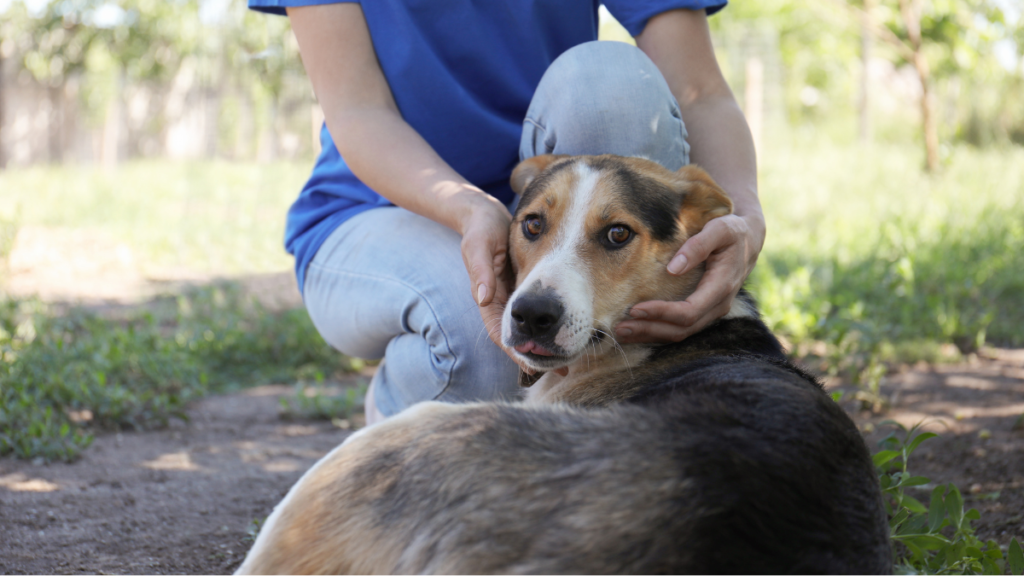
[459,196,536,374]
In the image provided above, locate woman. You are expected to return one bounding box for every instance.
[247,0,765,423]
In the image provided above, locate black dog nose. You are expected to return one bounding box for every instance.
[511,292,565,339]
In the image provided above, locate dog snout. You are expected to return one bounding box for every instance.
[510,292,564,340]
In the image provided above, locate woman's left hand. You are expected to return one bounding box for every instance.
[613,212,765,344]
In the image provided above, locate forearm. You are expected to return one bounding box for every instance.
[288,3,502,236]
[679,95,764,243]
[636,9,765,246]
[326,106,506,235]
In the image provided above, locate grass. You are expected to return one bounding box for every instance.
[0,160,309,275]
[0,283,356,461]
[752,138,1024,400]
[1,142,1022,443]
[279,381,368,423]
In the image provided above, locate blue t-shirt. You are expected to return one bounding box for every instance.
[248,0,726,293]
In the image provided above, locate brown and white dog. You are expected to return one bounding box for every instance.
[236,155,890,574]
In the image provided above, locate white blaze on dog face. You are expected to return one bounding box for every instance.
[503,155,733,372]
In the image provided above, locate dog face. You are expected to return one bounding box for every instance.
[501,155,733,372]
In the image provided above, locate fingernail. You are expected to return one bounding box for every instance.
[616,326,633,337]
[668,254,688,275]
[477,284,487,305]
[628,309,648,319]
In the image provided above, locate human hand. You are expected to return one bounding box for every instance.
[459,197,536,374]
[614,213,766,344]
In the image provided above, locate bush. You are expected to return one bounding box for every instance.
[874,421,1023,575]
[0,283,354,461]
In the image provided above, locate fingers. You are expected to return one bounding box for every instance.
[617,240,745,344]
[460,204,512,307]
[615,295,734,344]
[462,236,497,307]
[618,214,753,345]
[667,215,742,275]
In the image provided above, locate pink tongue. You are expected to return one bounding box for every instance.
[514,341,554,356]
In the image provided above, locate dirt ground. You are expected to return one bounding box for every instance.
[0,383,363,574]
[1,227,1023,574]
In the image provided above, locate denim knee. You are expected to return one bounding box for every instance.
[521,40,690,170]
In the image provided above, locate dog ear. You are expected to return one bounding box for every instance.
[510,154,569,196]
[675,165,733,232]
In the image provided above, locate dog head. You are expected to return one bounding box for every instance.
[501,154,733,372]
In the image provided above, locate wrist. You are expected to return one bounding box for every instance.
[741,211,766,246]
[422,180,491,234]
[453,189,510,236]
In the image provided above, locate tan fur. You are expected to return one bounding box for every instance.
[238,403,473,574]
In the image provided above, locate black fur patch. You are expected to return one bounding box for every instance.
[617,309,889,573]
[514,158,578,218]
[515,157,681,242]
[586,156,680,241]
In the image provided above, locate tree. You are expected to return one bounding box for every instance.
[845,0,1009,171]
[7,0,103,162]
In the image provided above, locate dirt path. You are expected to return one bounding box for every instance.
[851,349,1024,545]
[0,382,363,575]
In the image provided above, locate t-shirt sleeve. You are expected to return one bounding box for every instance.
[248,0,356,16]
[601,0,727,37]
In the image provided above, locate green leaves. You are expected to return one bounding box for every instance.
[1009,539,1024,576]
[946,484,965,531]
[928,486,947,533]
[873,449,901,467]
[875,423,1021,574]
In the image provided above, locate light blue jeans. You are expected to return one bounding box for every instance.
[303,41,690,417]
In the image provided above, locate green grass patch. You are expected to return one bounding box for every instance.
[753,140,1024,395]
[0,283,355,461]
[0,160,309,275]
[279,381,368,423]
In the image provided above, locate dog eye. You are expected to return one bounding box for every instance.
[606,225,632,246]
[522,216,543,240]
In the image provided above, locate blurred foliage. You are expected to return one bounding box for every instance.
[0,283,355,461]
[279,380,367,423]
[0,160,307,275]
[3,0,299,86]
[2,0,1020,161]
[1,0,306,158]
[711,0,1024,149]
[753,138,1024,401]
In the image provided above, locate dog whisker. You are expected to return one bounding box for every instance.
[596,329,633,381]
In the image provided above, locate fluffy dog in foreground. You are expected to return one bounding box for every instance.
[237,155,891,574]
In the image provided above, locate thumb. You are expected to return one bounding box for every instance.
[667,218,729,275]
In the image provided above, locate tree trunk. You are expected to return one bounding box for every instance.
[101,69,125,170]
[48,84,64,164]
[898,0,939,172]
[915,56,939,171]
[205,51,227,159]
[858,0,875,144]
[267,94,279,161]
[0,53,6,169]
